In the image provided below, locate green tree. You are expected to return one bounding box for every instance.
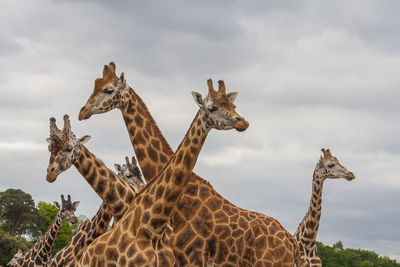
[0,188,45,237]
[36,201,74,255]
[0,229,32,266]
[333,241,344,251]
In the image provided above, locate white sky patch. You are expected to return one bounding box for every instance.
[199,147,246,167]
[0,142,46,151]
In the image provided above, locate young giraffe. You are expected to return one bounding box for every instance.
[46,115,138,223]
[10,195,79,267]
[79,62,301,266]
[47,202,112,266]
[79,79,249,266]
[294,148,355,266]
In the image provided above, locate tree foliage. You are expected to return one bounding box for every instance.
[0,188,45,237]
[37,201,74,255]
[0,229,32,266]
[317,241,400,267]
[0,187,81,263]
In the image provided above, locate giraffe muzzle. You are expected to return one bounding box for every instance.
[78,106,92,120]
[233,119,249,132]
[345,172,355,181]
[46,172,59,183]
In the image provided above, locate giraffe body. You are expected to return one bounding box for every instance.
[48,155,149,266]
[79,79,249,266]
[9,195,79,267]
[79,64,300,266]
[294,149,355,266]
[47,202,112,266]
[115,155,174,243]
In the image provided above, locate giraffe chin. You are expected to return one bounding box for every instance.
[233,120,250,132]
[46,173,58,183]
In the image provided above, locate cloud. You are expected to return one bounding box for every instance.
[0,142,45,151]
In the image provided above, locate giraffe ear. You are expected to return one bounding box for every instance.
[46,138,52,143]
[119,72,126,87]
[17,248,22,253]
[53,201,60,209]
[114,164,122,173]
[72,201,80,209]
[77,135,91,144]
[192,91,205,108]
[227,92,238,103]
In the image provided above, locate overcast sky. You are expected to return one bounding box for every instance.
[1,0,399,260]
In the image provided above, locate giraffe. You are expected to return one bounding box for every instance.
[48,155,148,266]
[115,156,146,193]
[6,249,23,267]
[10,195,79,267]
[47,202,112,266]
[79,79,250,266]
[294,148,355,266]
[79,62,301,266]
[46,115,138,223]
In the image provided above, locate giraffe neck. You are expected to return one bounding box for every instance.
[73,146,135,221]
[90,202,112,236]
[135,111,209,237]
[120,87,174,182]
[49,202,112,266]
[36,211,64,262]
[295,171,324,252]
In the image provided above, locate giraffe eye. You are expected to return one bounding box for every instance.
[327,163,335,168]
[208,106,218,112]
[103,88,114,95]
[64,148,73,153]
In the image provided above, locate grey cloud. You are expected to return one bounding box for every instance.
[0,36,22,57]
[1,0,399,261]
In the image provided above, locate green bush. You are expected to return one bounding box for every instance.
[0,229,32,265]
[317,241,399,267]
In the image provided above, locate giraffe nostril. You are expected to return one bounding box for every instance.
[80,106,86,112]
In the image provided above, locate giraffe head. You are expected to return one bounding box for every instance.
[46,115,91,182]
[53,194,80,224]
[78,62,128,120]
[114,156,145,190]
[192,79,249,132]
[315,148,355,181]
[7,248,23,267]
